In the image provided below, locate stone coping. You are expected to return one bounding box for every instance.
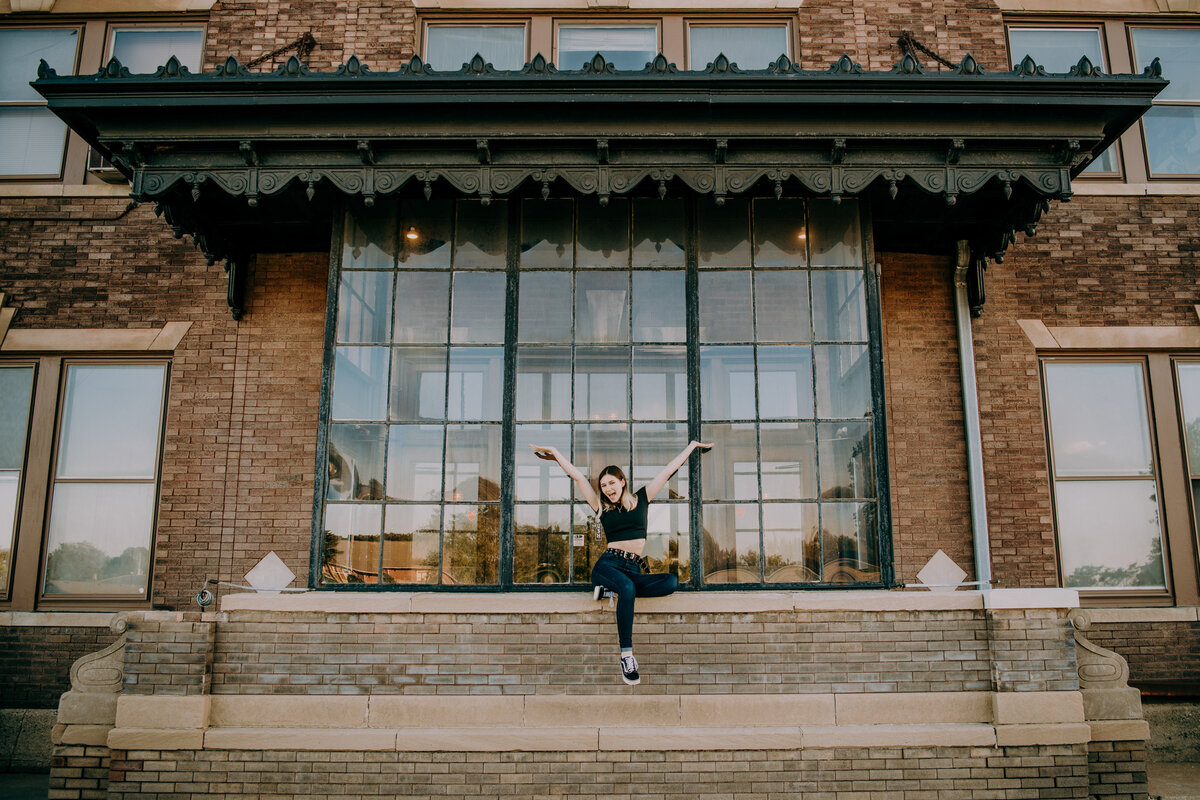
[1084,607,1200,624]
[0,611,120,628]
[216,587,1080,614]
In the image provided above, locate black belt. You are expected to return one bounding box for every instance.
[604,547,648,570]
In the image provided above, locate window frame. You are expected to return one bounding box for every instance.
[421,19,531,71]
[0,360,38,602]
[1127,24,1200,180]
[683,19,794,71]
[552,19,663,71]
[0,24,82,182]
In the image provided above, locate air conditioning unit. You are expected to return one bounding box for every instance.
[87,147,129,184]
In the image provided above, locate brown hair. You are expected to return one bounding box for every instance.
[597,465,635,512]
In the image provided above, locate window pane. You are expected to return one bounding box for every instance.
[821,502,879,583]
[700,423,758,501]
[576,272,630,343]
[327,423,386,501]
[815,344,871,419]
[0,473,18,595]
[697,199,751,268]
[43,483,154,596]
[519,272,572,343]
[343,208,396,270]
[1131,29,1200,102]
[333,346,390,421]
[394,273,450,344]
[752,199,807,268]
[0,366,34,470]
[699,271,754,343]
[1141,107,1200,176]
[427,24,526,71]
[454,200,507,268]
[558,25,657,70]
[1008,27,1104,72]
[812,271,867,342]
[514,505,571,584]
[633,346,687,420]
[515,424,572,501]
[808,200,862,267]
[633,271,685,342]
[1176,363,1200,472]
[689,25,789,71]
[633,199,685,267]
[645,502,689,582]
[700,346,756,420]
[445,424,502,502]
[577,197,630,268]
[451,272,506,343]
[382,505,441,584]
[1056,480,1165,589]
[758,346,815,419]
[575,346,630,421]
[338,271,392,344]
[399,199,453,268]
[632,423,690,500]
[320,503,382,584]
[447,347,503,421]
[442,503,499,585]
[818,421,874,499]
[390,346,445,421]
[764,503,818,583]
[516,347,571,421]
[754,271,810,343]
[760,423,816,500]
[386,425,444,501]
[1044,362,1152,476]
[521,199,573,268]
[572,424,630,487]
[0,29,78,102]
[57,365,165,479]
[111,27,204,72]
[702,502,760,584]
[0,109,70,177]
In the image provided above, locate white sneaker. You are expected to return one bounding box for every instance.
[620,654,640,685]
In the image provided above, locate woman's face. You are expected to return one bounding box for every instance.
[599,474,625,503]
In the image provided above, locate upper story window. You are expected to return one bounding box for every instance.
[687,23,790,70]
[556,24,658,70]
[1130,28,1200,177]
[109,26,204,72]
[425,23,526,70]
[0,27,78,179]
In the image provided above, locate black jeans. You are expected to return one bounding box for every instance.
[591,551,679,650]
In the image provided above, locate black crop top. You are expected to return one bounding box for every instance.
[599,487,648,543]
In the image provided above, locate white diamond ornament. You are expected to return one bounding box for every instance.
[244,551,296,593]
[915,550,968,592]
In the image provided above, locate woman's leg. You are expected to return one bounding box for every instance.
[631,570,679,598]
[591,557,638,650]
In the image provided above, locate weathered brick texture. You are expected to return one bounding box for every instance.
[0,626,118,708]
[122,613,215,696]
[1088,740,1150,800]
[48,745,110,800]
[1088,620,1200,691]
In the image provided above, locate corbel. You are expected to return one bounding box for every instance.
[831,138,846,164]
[225,256,248,320]
[476,139,491,164]
[947,138,964,165]
[357,140,376,165]
[239,141,258,166]
[714,139,728,164]
[596,139,609,164]
[1061,139,1080,166]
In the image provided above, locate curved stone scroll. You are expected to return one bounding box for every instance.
[1068,609,1130,690]
[68,613,129,694]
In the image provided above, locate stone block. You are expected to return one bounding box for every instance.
[680,694,835,726]
[524,695,679,727]
[599,725,804,751]
[57,692,118,726]
[395,727,598,751]
[56,725,114,746]
[205,727,396,750]
[994,723,1091,746]
[210,695,367,728]
[802,723,996,748]
[1088,720,1151,742]
[1082,688,1143,721]
[115,695,210,729]
[836,692,991,725]
[107,728,205,750]
[368,696,521,728]
[993,692,1085,725]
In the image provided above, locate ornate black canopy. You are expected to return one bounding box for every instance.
[33,50,1165,314]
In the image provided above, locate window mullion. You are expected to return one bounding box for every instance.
[685,198,702,589]
[498,200,521,588]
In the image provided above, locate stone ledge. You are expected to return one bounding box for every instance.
[1084,607,1199,624]
[1088,719,1152,742]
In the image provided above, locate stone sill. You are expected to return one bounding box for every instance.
[216,588,1080,614]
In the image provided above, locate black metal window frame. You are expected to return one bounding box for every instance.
[312,193,893,591]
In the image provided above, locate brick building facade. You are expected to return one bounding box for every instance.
[1,0,1198,797]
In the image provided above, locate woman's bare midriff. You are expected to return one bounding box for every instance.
[605,539,646,556]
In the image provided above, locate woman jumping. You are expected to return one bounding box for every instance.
[530,441,712,685]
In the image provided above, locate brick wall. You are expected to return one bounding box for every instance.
[123,614,214,696]
[1088,621,1200,691]
[0,626,118,708]
[1088,740,1150,800]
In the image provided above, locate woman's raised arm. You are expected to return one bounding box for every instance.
[529,444,601,513]
[644,440,713,500]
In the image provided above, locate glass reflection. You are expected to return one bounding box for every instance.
[442,503,500,584]
[321,503,383,584]
[393,273,449,344]
[0,366,34,471]
[633,271,685,342]
[382,505,441,584]
[633,346,686,420]
[572,505,605,582]
[754,271,810,343]
[697,199,750,267]
[0,473,18,594]
[752,199,807,268]
[573,424,631,488]
[57,365,165,480]
[633,199,685,267]
[521,199,573,268]
[820,502,878,583]
[445,424,502,502]
[386,425,444,501]
[575,347,630,421]
[815,345,870,419]
[645,502,689,581]
[327,423,386,501]
[333,346,389,421]
[702,502,761,584]
[700,423,758,501]
[812,270,867,342]
[1177,364,1200,471]
[448,347,503,421]
[557,24,657,70]
[516,347,571,420]
[808,199,862,267]
[451,272,506,344]
[700,346,755,420]
[514,505,571,584]
[342,207,396,270]
[758,346,815,419]
[1044,362,1152,477]
[699,271,754,343]
[519,272,572,343]
[818,421,873,499]
[398,199,453,268]
[337,271,392,344]
[633,423,689,500]
[43,483,155,595]
[760,423,816,500]
[1056,480,1164,588]
[764,503,819,583]
[515,424,572,501]
[389,347,445,421]
[576,271,630,343]
[454,200,507,269]
[578,198,630,268]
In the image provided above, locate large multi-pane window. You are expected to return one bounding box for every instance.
[556,24,658,70]
[321,196,884,589]
[0,27,79,178]
[1130,28,1200,177]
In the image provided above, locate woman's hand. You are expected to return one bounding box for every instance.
[530,444,560,461]
[691,440,714,452]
